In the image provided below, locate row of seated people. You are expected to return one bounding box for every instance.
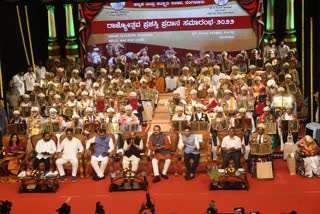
[1,122,294,183]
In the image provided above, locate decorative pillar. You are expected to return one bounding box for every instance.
[264,0,276,46]
[47,5,60,60]
[64,4,79,59]
[284,0,297,52]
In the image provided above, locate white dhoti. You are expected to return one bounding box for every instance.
[165,76,178,91]
[56,158,79,177]
[91,155,109,177]
[122,155,141,176]
[142,101,153,121]
[151,158,171,176]
[303,156,320,177]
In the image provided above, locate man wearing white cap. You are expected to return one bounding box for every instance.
[89,82,102,99]
[184,89,199,116]
[9,110,27,134]
[114,91,127,113]
[165,90,187,118]
[198,77,214,92]
[69,69,82,93]
[76,82,88,98]
[251,76,265,97]
[54,67,68,86]
[24,65,36,94]
[257,106,278,150]
[64,92,79,115]
[27,106,44,137]
[20,94,33,109]
[184,77,197,98]
[96,68,108,88]
[212,65,225,90]
[47,108,66,133]
[119,105,140,133]
[178,66,192,88]
[121,79,136,96]
[171,105,189,121]
[35,93,48,117]
[279,104,298,149]
[55,128,84,182]
[220,89,237,117]
[232,107,255,147]
[77,91,93,117]
[248,123,272,175]
[218,75,233,98]
[204,88,219,112]
[84,69,96,91]
[233,74,247,97]
[66,114,83,131]
[196,67,211,84]
[190,103,210,123]
[297,135,320,178]
[139,79,158,120]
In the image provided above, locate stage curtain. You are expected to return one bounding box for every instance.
[238,0,264,47]
[79,3,104,66]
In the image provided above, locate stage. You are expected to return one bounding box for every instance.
[0,160,319,214]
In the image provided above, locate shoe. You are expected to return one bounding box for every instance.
[60,175,67,182]
[93,175,105,181]
[71,176,77,183]
[45,171,55,178]
[152,176,161,183]
[161,174,169,179]
[185,175,191,180]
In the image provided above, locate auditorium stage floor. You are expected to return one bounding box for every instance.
[1,159,319,214]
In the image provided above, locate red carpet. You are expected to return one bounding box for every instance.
[0,160,319,214]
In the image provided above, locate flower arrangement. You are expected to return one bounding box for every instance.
[225,167,236,174]
[121,167,132,178]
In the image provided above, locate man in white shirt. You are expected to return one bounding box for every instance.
[219,127,244,169]
[23,65,36,94]
[12,70,25,99]
[55,128,84,182]
[85,129,114,181]
[212,65,225,90]
[33,132,57,172]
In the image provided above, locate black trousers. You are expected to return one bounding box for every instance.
[184,152,200,176]
[222,151,241,169]
[33,158,50,171]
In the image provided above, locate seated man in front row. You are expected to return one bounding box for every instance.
[55,128,84,182]
[85,129,114,181]
[219,127,245,169]
[178,126,200,180]
[148,125,172,183]
[297,135,320,178]
[33,132,56,173]
[121,131,144,179]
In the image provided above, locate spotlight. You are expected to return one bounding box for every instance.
[0,200,12,214]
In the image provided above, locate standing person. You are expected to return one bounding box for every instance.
[23,65,36,94]
[0,98,8,159]
[33,132,57,173]
[148,125,172,183]
[178,126,200,180]
[12,69,25,101]
[85,129,114,181]
[55,128,84,182]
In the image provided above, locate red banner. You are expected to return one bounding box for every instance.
[91,16,251,34]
